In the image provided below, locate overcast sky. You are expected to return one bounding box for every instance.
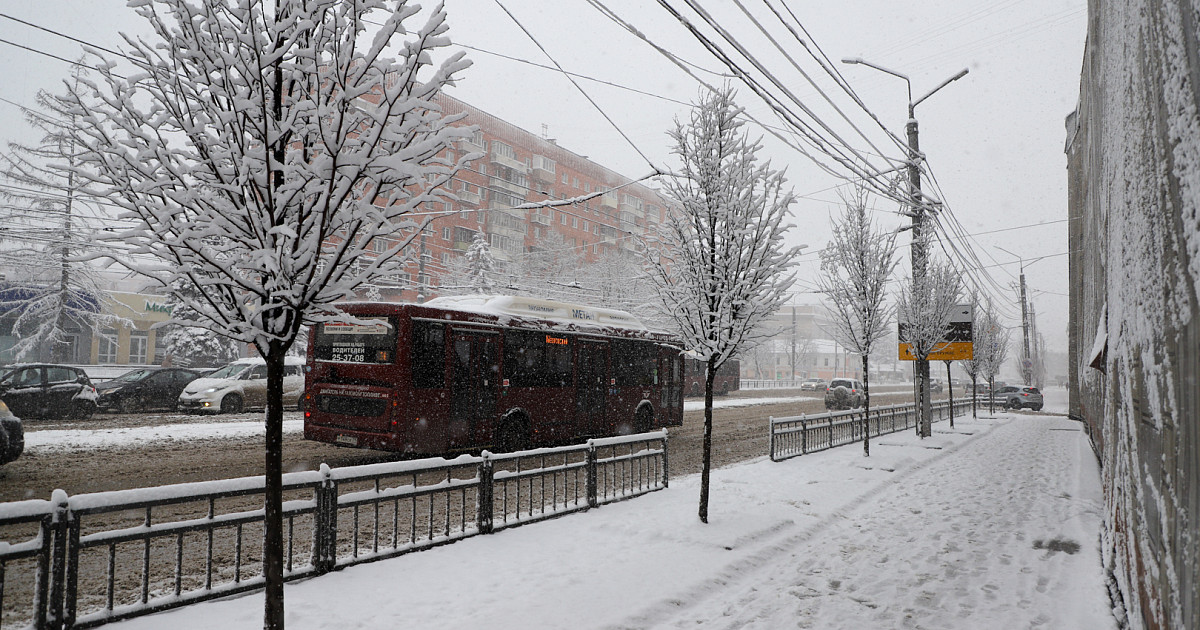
[0,0,1086,356]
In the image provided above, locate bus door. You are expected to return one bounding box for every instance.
[576,341,608,436]
[450,330,499,448]
[661,351,683,426]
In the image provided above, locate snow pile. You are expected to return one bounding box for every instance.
[110,388,1115,630]
[24,418,304,452]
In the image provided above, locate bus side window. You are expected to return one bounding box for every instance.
[411,321,445,388]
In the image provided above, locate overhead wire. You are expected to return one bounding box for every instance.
[490,0,659,173]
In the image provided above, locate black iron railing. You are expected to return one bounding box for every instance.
[769,399,972,462]
[0,431,668,630]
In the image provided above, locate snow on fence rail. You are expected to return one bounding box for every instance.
[768,399,971,462]
[0,432,668,630]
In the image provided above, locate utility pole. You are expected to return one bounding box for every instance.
[790,304,797,383]
[417,224,430,303]
[1018,270,1031,384]
[843,58,968,438]
[997,246,1041,386]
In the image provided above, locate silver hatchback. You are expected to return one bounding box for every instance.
[996,385,1044,411]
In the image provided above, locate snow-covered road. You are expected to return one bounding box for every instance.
[110,387,1115,630]
[23,395,818,452]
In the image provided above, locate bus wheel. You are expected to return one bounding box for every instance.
[496,416,529,453]
[634,406,654,433]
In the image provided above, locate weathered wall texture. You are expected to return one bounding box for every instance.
[1066,1,1200,628]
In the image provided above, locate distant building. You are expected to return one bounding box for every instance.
[0,289,172,367]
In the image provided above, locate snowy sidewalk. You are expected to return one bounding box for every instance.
[112,389,1115,630]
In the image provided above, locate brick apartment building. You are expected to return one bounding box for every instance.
[375,92,668,302]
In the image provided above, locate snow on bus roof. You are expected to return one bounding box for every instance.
[423,295,649,331]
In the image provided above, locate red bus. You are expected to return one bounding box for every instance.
[303,295,684,455]
[683,354,740,397]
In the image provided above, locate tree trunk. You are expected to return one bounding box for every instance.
[918,358,932,437]
[698,356,716,524]
[263,346,286,630]
[862,354,870,457]
[971,374,977,418]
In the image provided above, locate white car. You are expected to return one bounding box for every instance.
[177,357,305,414]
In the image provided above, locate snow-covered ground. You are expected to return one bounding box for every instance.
[110,386,1115,630]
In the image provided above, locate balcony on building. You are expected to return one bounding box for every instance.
[490,140,526,173]
[599,192,618,209]
[457,188,481,206]
[530,155,556,183]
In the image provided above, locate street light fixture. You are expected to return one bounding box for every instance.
[995,247,1047,386]
[841,57,968,438]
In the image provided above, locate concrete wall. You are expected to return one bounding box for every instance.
[1067,1,1200,628]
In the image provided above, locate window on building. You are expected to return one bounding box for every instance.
[572,177,579,188]
[560,214,567,225]
[584,183,591,193]
[441,252,450,264]
[129,330,149,364]
[98,330,118,364]
[582,220,588,232]
[561,172,568,184]
[571,217,578,228]
[443,227,452,241]
[593,224,599,235]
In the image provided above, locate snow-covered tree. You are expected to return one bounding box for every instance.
[590,249,663,327]
[816,186,898,456]
[974,301,1011,414]
[0,83,118,363]
[896,258,963,437]
[159,278,239,368]
[645,87,799,523]
[508,229,585,298]
[958,292,984,418]
[66,2,473,627]
[465,230,497,294]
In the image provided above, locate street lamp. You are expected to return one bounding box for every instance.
[995,247,1047,385]
[842,57,968,437]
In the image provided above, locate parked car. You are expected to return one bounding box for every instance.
[0,400,24,465]
[800,378,827,391]
[96,367,206,413]
[177,357,305,414]
[929,378,944,393]
[824,378,865,410]
[0,364,98,420]
[995,385,1044,411]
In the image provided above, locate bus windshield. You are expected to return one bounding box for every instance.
[313,316,397,364]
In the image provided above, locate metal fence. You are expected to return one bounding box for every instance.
[769,399,972,462]
[739,379,803,390]
[0,432,668,630]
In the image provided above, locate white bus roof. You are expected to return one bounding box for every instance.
[423,295,648,331]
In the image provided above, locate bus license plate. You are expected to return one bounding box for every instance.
[336,434,358,446]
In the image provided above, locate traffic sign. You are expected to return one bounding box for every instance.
[898,303,974,361]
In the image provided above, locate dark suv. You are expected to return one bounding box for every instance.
[96,367,204,413]
[0,364,98,420]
